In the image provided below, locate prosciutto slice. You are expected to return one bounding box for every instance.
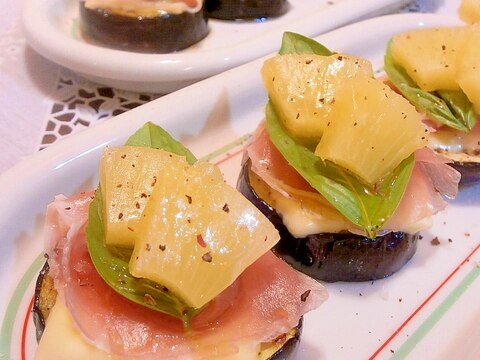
[44,192,327,359]
[246,123,460,235]
[246,125,314,196]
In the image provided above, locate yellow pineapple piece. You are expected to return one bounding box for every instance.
[315,77,428,184]
[261,53,373,139]
[129,153,280,308]
[456,25,480,112]
[459,0,480,23]
[100,146,173,247]
[390,27,465,91]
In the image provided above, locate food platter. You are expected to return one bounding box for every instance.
[21,0,408,93]
[2,13,480,359]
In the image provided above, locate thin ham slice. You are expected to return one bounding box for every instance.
[246,123,460,235]
[44,192,95,285]
[44,192,327,359]
[246,125,315,196]
[413,147,460,199]
[385,147,460,233]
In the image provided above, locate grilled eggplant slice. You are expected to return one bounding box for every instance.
[32,260,57,342]
[205,0,289,20]
[261,319,302,360]
[79,1,209,53]
[237,160,419,282]
[33,259,302,359]
[451,161,480,186]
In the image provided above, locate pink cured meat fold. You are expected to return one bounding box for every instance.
[246,124,460,233]
[387,147,460,231]
[43,191,328,359]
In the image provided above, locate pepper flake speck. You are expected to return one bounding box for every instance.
[197,234,207,248]
[300,289,311,302]
[202,252,213,263]
[222,203,230,213]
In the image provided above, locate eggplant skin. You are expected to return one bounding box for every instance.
[79,2,209,53]
[434,148,480,188]
[450,161,480,188]
[32,260,57,342]
[205,0,289,20]
[237,160,419,282]
[266,318,302,360]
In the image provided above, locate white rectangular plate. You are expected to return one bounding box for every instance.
[22,0,408,93]
[2,13,479,360]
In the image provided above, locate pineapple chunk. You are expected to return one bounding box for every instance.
[390,27,465,91]
[459,0,480,23]
[100,146,172,247]
[456,25,480,112]
[315,77,428,184]
[129,152,280,309]
[261,53,373,139]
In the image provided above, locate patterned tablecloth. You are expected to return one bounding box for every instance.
[0,0,462,174]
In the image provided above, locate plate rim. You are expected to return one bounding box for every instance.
[5,12,463,197]
[21,0,407,92]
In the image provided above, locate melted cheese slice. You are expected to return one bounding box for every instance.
[248,167,434,236]
[248,169,357,236]
[35,301,291,359]
[84,0,203,16]
[429,125,480,163]
[35,302,120,360]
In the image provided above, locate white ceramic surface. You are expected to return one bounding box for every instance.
[2,13,480,360]
[21,0,408,93]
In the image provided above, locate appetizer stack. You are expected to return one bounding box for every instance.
[33,123,327,359]
[79,0,209,53]
[78,0,291,53]
[238,33,460,282]
[386,24,480,186]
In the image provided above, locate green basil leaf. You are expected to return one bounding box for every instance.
[436,90,477,131]
[125,121,196,164]
[86,122,200,327]
[266,102,414,238]
[279,31,333,56]
[384,41,476,133]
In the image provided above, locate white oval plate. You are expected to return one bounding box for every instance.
[3,13,480,360]
[22,0,407,93]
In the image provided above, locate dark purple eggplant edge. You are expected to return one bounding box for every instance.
[237,160,419,283]
[450,160,480,188]
[79,2,209,53]
[32,260,51,342]
[205,0,289,20]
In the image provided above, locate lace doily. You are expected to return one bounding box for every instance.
[39,69,161,150]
